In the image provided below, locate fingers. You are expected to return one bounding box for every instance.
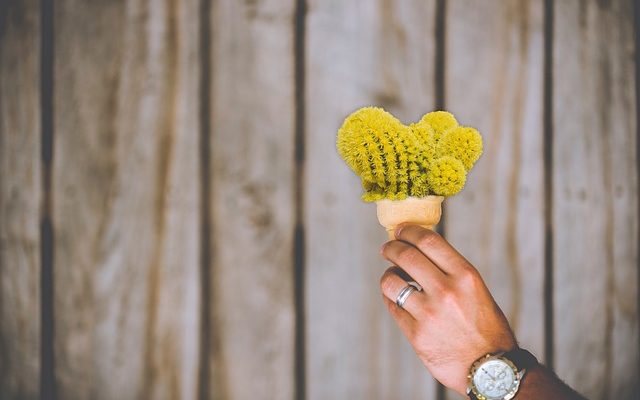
[395,224,473,276]
[382,296,415,339]
[381,240,448,292]
[379,267,426,318]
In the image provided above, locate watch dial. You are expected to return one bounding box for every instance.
[473,359,516,399]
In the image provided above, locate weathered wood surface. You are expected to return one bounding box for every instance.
[445,0,546,358]
[305,1,439,399]
[205,0,297,398]
[52,1,201,398]
[0,1,41,398]
[552,1,638,399]
[0,1,639,399]
[444,1,545,398]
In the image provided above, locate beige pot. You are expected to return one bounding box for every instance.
[376,196,444,240]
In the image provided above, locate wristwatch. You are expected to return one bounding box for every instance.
[466,348,538,400]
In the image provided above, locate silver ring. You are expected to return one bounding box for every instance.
[396,283,419,308]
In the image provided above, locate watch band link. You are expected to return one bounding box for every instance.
[502,347,538,371]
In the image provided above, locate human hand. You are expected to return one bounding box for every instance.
[379,224,517,395]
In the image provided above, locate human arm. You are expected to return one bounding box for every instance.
[516,364,586,399]
[379,224,585,399]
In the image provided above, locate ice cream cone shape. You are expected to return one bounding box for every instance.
[336,108,482,239]
[376,196,444,240]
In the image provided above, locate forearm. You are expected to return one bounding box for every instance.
[517,364,585,399]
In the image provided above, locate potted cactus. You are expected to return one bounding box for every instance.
[336,107,483,239]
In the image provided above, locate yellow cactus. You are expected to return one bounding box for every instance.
[409,122,437,161]
[426,156,467,196]
[436,126,483,170]
[420,111,458,137]
[337,107,482,201]
[336,107,403,189]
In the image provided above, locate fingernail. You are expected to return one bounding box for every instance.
[395,224,405,237]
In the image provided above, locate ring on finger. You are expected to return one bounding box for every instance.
[396,283,420,308]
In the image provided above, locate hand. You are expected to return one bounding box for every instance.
[379,224,517,395]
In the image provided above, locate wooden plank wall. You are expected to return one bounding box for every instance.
[553,1,638,399]
[305,1,439,399]
[444,0,545,398]
[52,1,201,399]
[0,1,41,398]
[205,0,296,398]
[0,1,638,400]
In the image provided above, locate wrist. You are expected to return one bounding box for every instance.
[447,337,518,394]
[466,347,538,400]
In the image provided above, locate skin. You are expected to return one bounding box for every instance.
[380,224,585,399]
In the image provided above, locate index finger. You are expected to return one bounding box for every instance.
[394,224,473,275]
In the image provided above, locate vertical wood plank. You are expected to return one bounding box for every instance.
[305,1,439,399]
[206,0,296,398]
[444,1,545,398]
[0,1,41,398]
[553,1,638,398]
[53,1,201,398]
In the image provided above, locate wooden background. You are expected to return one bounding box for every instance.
[0,0,638,399]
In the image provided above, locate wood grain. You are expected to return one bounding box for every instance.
[52,1,201,398]
[0,1,41,398]
[0,2,638,399]
[205,0,297,398]
[444,1,545,398]
[305,1,439,399]
[552,1,638,398]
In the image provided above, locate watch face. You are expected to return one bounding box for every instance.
[472,359,518,399]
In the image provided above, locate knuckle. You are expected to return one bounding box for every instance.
[428,278,448,295]
[436,282,458,304]
[397,245,419,264]
[417,229,442,249]
[458,267,482,289]
[440,289,458,305]
[379,271,396,293]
